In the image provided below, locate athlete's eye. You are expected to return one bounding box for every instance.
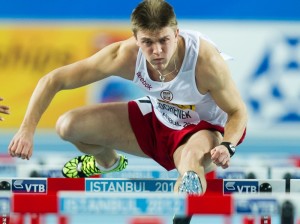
[142,40,152,46]
[159,38,170,45]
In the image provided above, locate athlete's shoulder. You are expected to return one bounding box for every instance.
[99,36,138,58]
[119,36,139,53]
[196,39,229,93]
[115,37,139,78]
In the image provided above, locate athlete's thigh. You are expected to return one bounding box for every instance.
[67,102,145,156]
[173,129,222,172]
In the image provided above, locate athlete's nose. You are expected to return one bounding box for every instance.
[152,43,162,55]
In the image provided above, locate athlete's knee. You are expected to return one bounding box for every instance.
[181,147,206,163]
[192,130,221,151]
[56,111,79,140]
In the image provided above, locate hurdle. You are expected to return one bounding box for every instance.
[4,191,300,224]
[0,177,299,224]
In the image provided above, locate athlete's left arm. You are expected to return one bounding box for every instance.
[196,39,248,168]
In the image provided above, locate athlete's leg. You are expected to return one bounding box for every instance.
[172,130,221,224]
[173,129,222,193]
[56,102,148,169]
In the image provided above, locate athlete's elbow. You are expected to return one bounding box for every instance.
[235,103,248,126]
[38,68,64,92]
[228,103,248,124]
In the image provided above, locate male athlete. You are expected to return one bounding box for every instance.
[8,0,247,223]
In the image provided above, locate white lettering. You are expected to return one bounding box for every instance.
[237,185,257,193]
[63,198,141,214]
[24,184,45,192]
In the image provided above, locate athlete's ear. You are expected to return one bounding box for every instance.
[133,32,137,39]
[133,32,138,43]
[175,28,179,39]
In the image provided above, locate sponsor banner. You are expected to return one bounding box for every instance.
[224,180,259,194]
[59,192,185,215]
[235,193,300,216]
[218,171,248,179]
[217,166,269,179]
[37,168,64,178]
[85,178,176,192]
[223,179,285,194]
[290,179,300,193]
[235,195,279,215]
[17,163,64,178]
[0,193,10,215]
[271,167,300,179]
[0,24,131,128]
[101,166,178,179]
[11,178,47,194]
[0,165,16,178]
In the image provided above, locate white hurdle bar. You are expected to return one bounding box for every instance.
[0,178,299,224]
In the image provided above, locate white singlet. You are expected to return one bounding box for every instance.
[132,30,228,130]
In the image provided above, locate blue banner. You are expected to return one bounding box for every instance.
[85,179,176,192]
[235,197,279,215]
[224,180,259,194]
[0,196,10,214]
[12,178,47,194]
[59,192,186,215]
[0,0,299,20]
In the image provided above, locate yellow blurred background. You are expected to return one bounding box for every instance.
[0,23,131,128]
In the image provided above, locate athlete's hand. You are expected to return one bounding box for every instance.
[210,145,231,169]
[8,130,33,160]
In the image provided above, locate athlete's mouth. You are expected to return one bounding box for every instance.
[152,58,165,64]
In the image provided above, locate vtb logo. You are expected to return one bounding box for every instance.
[224,181,259,194]
[12,179,47,194]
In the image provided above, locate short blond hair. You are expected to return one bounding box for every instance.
[131,0,178,36]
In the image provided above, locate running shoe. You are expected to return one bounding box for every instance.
[62,154,128,178]
[178,171,202,194]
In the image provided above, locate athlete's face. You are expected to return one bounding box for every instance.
[136,27,179,71]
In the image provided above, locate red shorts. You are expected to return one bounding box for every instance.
[128,100,246,171]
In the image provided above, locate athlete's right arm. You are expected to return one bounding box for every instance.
[8,37,138,160]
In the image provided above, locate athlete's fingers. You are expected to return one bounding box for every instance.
[211,148,220,162]
[221,161,230,169]
[218,153,229,163]
[26,151,32,160]
[22,146,32,160]
[8,140,17,157]
[13,143,24,158]
[17,143,31,160]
